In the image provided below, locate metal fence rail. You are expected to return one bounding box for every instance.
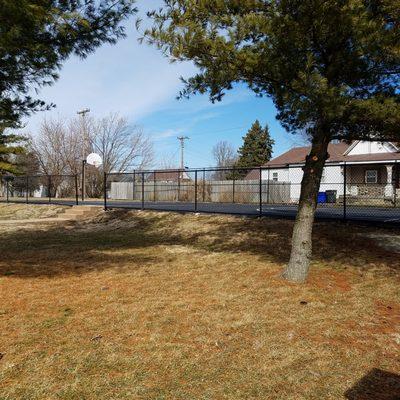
[0,174,79,205]
[2,162,400,223]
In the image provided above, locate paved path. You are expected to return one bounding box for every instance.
[3,199,400,226]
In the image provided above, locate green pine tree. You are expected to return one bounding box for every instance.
[0,126,26,175]
[143,0,400,282]
[236,121,274,169]
[0,0,136,127]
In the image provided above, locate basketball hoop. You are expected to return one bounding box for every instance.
[86,153,103,168]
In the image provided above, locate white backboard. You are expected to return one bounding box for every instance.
[86,153,103,167]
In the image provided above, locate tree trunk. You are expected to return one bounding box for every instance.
[282,133,331,283]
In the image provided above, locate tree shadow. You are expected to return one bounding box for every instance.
[193,215,400,275]
[0,210,398,278]
[345,369,400,400]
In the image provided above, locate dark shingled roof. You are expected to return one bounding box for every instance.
[147,170,191,182]
[244,141,400,179]
[243,169,261,180]
[266,142,350,166]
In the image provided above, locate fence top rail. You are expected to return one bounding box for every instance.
[106,161,399,175]
[2,158,397,181]
[107,167,260,175]
[0,174,77,180]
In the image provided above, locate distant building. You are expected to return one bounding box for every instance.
[245,141,400,203]
[146,170,191,183]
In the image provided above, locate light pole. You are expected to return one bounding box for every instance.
[77,108,90,201]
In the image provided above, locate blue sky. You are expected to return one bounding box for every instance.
[22,1,307,168]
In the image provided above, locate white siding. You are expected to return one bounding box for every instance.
[347,141,397,155]
[319,165,344,198]
[33,185,47,198]
[263,165,344,201]
[261,168,290,182]
[287,167,304,200]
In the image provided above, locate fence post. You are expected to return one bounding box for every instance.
[343,162,347,221]
[6,179,9,203]
[103,172,107,211]
[259,167,262,216]
[194,170,198,212]
[202,168,206,202]
[141,172,145,210]
[178,172,181,202]
[26,176,29,204]
[48,175,52,203]
[153,171,156,202]
[393,161,397,208]
[267,167,270,204]
[232,167,236,203]
[133,170,136,201]
[81,159,86,201]
[75,174,79,205]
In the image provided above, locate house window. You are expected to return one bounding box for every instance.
[272,172,278,181]
[365,170,378,184]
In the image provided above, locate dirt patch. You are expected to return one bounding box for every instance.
[372,300,400,335]
[308,269,353,292]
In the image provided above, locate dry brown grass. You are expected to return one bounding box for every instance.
[0,206,399,399]
[0,203,66,220]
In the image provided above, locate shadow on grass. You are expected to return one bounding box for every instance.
[345,368,400,400]
[0,210,398,278]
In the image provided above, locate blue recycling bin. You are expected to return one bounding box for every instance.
[317,191,327,203]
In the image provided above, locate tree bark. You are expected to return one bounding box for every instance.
[282,131,331,283]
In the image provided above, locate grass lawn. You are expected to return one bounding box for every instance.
[0,206,399,399]
[0,203,66,220]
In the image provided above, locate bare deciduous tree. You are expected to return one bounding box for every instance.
[213,141,237,167]
[29,113,154,198]
[158,153,179,170]
[90,113,153,173]
[29,113,153,175]
[67,115,95,174]
[212,140,237,180]
[29,117,70,175]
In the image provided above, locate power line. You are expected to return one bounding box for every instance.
[185,125,248,138]
[155,125,248,142]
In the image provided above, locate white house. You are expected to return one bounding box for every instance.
[251,141,400,203]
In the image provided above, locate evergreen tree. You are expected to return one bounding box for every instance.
[16,151,41,176]
[0,0,136,127]
[236,121,274,169]
[143,0,400,282]
[0,126,26,175]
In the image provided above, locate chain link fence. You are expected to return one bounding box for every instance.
[0,174,79,205]
[2,162,400,223]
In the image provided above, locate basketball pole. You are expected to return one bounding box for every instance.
[77,108,90,201]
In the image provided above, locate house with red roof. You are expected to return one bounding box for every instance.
[247,141,400,204]
[146,169,191,183]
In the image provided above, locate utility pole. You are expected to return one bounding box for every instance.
[177,135,189,173]
[77,108,90,201]
[77,108,90,150]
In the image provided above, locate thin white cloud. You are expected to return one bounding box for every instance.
[149,110,222,145]
[153,86,253,118]
[22,14,196,134]
[19,0,253,149]
[152,128,185,140]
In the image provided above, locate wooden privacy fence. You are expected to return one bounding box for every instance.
[110,179,291,204]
